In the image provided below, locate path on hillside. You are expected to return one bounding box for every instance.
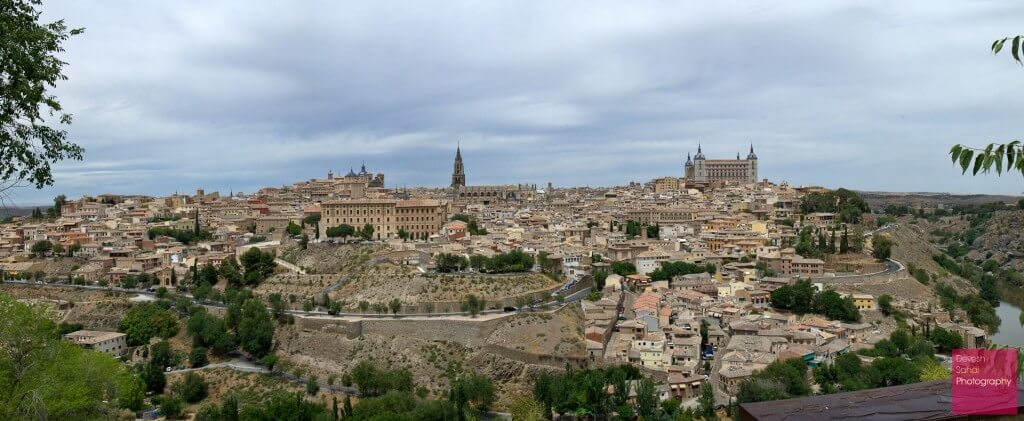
[274,258,306,274]
[1,280,590,320]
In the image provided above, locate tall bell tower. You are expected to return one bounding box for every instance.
[451,144,466,188]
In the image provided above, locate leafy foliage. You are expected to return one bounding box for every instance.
[239,247,277,285]
[350,360,414,397]
[460,294,487,316]
[187,308,235,356]
[799,188,869,224]
[325,224,356,238]
[949,142,1024,178]
[533,365,643,419]
[648,260,716,282]
[119,301,179,346]
[609,261,637,277]
[147,226,213,245]
[771,279,860,322]
[0,0,85,189]
[0,294,143,418]
[871,235,894,261]
[236,298,274,358]
[434,253,468,273]
[173,372,209,404]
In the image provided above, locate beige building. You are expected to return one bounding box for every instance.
[320,198,446,240]
[684,145,758,184]
[65,330,128,357]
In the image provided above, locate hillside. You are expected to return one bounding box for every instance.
[971,209,1024,271]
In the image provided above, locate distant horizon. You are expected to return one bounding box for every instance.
[4,175,1021,208]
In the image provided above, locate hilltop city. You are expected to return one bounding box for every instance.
[3,144,1017,419]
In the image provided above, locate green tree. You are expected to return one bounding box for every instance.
[697,381,715,419]
[239,247,276,286]
[173,372,209,404]
[699,319,709,348]
[871,235,893,261]
[119,301,179,346]
[389,298,402,316]
[609,261,637,276]
[461,294,486,316]
[360,223,375,240]
[435,253,468,273]
[286,221,302,236]
[469,254,489,271]
[634,378,660,420]
[593,269,608,291]
[0,294,144,417]
[157,395,184,419]
[450,371,496,412]
[929,326,964,353]
[879,294,893,316]
[190,346,209,368]
[326,224,356,239]
[306,376,320,395]
[397,228,410,241]
[508,395,546,421]
[30,240,52,255]
[0,0,85,190]
[840,227,850,253]
[141,360,166,394]
[237,299,274,358]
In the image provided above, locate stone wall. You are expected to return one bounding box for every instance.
[359,318,505,346]
[810,264,907,286]
[295,317,362,339]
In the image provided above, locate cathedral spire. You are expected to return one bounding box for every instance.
[451,143,465,188]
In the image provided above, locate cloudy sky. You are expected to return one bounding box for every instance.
[12,1,1024,204]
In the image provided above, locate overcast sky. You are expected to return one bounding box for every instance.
[11,1,1024,205]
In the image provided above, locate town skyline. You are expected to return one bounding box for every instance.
[8,141,1024,206]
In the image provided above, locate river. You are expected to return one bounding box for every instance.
[991,300,1024,348]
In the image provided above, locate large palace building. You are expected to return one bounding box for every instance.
[684,145,758,184]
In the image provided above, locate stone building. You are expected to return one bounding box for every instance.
[684,144,758,184]
[448,145,536,204]
[320,198,446,240]
[64,330,128,357]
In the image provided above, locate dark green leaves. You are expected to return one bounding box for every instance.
[950,142,1024,177]
[992,35,1024,65]
[1,0,85,189]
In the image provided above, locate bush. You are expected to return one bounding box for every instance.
[119,302,179,346]
[871,235,893,261]
[190,347,208,368]
[157,395,184,418]
[306,376,320,395]
[351,361,414,396]
[174,372,209,404]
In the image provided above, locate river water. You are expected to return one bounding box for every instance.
[991,300,1024,348]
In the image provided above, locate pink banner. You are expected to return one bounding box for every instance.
[952,348,1018,415]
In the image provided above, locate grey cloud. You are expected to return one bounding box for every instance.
[10,0,1023,204]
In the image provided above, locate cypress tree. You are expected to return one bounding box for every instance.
[194,210,201,235]
[840,227,850,254]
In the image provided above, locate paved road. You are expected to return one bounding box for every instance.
[1,279,589,320]
[167,358,267,374]
[863,223,898,238]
